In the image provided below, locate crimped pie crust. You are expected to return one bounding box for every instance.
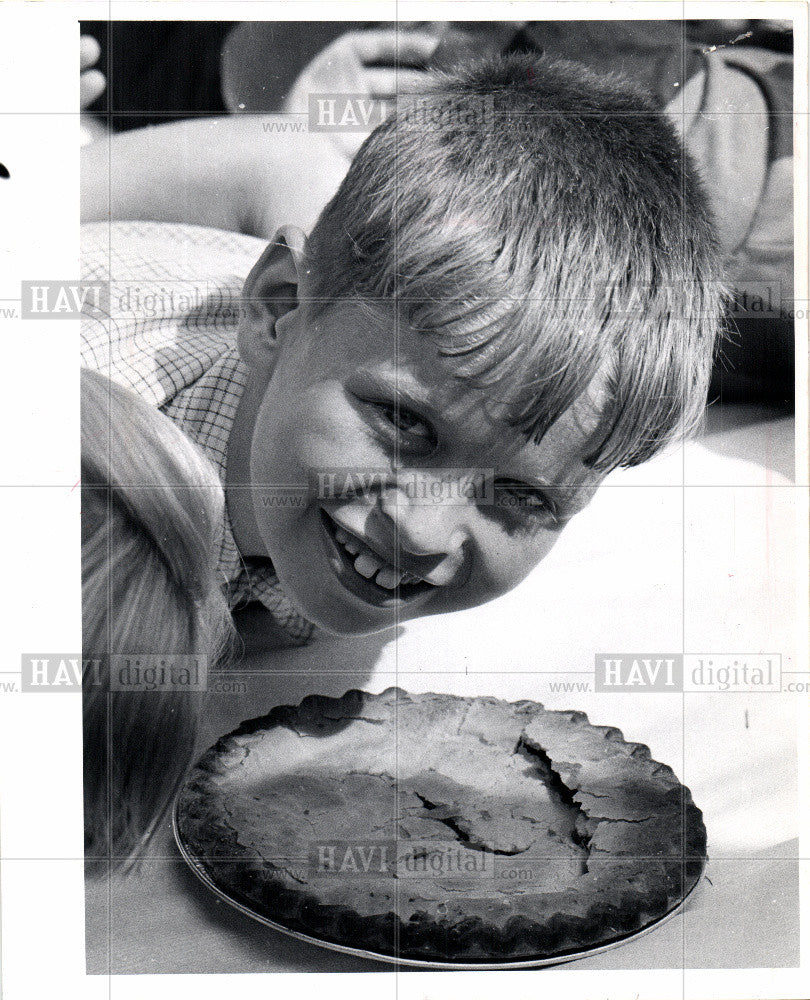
[176,688,706,962]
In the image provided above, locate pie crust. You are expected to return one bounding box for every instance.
[176,688,706,962]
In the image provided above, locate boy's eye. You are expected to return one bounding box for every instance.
[492,480,559,522]
[376,402,434,442]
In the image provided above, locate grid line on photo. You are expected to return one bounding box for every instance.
[2,481,807,488]
[679,14,688,986]
[10,852,809,861]
[30,108,803,116]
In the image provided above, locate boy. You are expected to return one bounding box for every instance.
[81,54,723,646]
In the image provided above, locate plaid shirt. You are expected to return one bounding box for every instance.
[80,220,316,646]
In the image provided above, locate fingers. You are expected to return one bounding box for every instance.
[347,29,441,67]
[80,34,101,71]
[81,69,106,109]
[362,68,432,98]
[80,35,105,109]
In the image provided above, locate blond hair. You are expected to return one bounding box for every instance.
[81,368,234,870]
[307,54,724,471]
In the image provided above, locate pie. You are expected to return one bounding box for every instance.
[176,688,706,964]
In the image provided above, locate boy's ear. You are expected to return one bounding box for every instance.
[237,225,308,376]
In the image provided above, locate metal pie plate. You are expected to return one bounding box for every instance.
[173,804,703,970]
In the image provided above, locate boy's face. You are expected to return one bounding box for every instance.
[244,299,607,635]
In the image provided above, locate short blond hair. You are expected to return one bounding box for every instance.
[307,54,725,471]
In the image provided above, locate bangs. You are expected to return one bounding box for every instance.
[314,211,720,474]
[409,277,715,474]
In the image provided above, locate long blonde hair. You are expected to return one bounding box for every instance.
[81,368,234,870]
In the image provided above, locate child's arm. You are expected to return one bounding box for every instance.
[81,115,351,237]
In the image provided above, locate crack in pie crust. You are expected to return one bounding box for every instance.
[176,688,706,962]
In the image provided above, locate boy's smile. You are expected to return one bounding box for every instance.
[228,288,607,636]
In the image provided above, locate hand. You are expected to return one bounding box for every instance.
[80,35,106,110]
[283,29,440,158]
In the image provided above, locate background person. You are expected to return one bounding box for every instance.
[82,368,235,869]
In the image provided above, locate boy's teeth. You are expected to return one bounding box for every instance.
[354,552,384,579]
[332,522,425,589]
[374,565,402,590]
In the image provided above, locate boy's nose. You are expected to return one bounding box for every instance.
[376,482,470,585]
